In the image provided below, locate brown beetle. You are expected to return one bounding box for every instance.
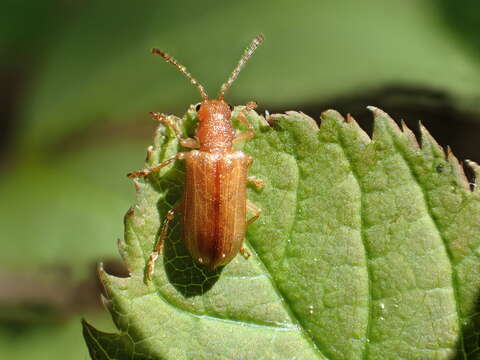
[128,35,264,279]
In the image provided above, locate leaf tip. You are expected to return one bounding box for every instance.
[100,293,113,311]
[368,105,402,140]
[447,146,470,190]
[419,123,445,158]
[367,105,386,117]
[97,262,107,282]
[283,111,319,130]
[400,120,419,149]
[466,159,479,170]
[81,318,98,348]
[321,109,346,126]
[321,108,343,118]
[123,206,134,225]
[465,159,480,191]
[257,111,270,128]
[265,112,283,125]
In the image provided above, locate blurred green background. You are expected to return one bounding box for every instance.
[1,1,480,358]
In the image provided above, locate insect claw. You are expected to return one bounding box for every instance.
[240,247,251,259]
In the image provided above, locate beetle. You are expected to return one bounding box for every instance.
[128,35,265,280]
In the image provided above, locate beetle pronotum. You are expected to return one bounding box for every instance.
[128,35,265,279]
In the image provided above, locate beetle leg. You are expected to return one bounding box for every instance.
[240,199,261,260]
[233,101,257,144]
[127,152,186,178]
[246,199,261,226]
[240,246,251,259]
[150,112,199,148]
[247,176,264,189]
[145,208,176,282]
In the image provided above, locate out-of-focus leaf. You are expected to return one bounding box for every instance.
[0,141,147,277]
[0,1,60,59]
[438,0,480,61]
[19,0,480,149]
[84,107,480,359]
[0,314,113,360]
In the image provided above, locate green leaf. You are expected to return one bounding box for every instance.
[83,107,480,359]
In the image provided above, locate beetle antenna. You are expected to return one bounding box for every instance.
[151,48,208,101]
[218,34,264,100]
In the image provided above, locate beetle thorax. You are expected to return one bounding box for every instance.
[196,100,234,153]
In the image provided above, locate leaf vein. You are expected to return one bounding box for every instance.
[389,131,467,359]
[246,239,329,360]
[335,130,373,360]
[84,322,117,360]
[246,145,331,359]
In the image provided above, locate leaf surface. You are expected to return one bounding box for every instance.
[84,107,480,359]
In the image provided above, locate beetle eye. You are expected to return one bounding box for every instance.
[228,104,233,111]
[195,103,201,112]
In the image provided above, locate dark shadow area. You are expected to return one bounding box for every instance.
[101,259,130,279]
[163,221,223,298]
[161,211,223,298]
[267,85,480,166]
[0,66,25,165]
[147,163,222,298]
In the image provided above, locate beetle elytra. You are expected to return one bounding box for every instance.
[128,35,265,279]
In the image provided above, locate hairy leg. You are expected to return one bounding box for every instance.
[127,152,186,178]
[150,112,199,148]
[233,101,257,144]
[145,208,176,282]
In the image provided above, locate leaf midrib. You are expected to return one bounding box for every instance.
[335,129,373,360]
[132,219,297,331]
[245,133,330,359]
[246,238,328,360]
